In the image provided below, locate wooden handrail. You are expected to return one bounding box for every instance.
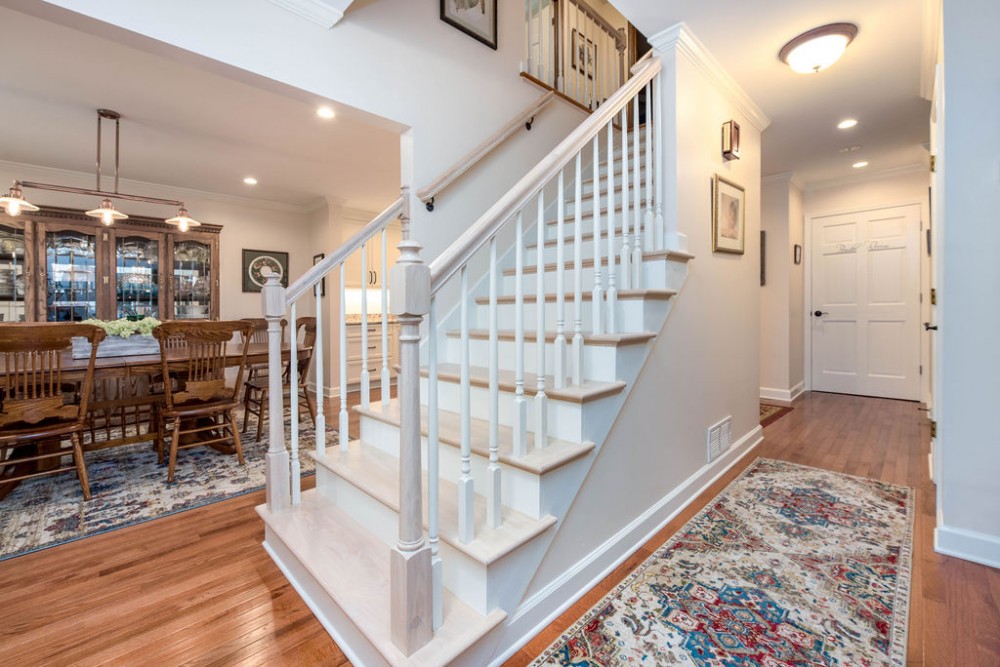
[285,193,406,303]
[416,91,556,209]
[428,57,661,292]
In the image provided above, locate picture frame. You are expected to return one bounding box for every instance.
[571,28,597,80]
[313,252,326,297]
[712,175,746,254]
[441,0,497,50]
[242,249,289,293]
[794,244,803,265]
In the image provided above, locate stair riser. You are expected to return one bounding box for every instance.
[500,256,673,295]
[418,376,589,443]
[443,334,628,383]
[471,296,664,335]
[558,186,650,218]
[527,230,659,263]
[543,208,656,239]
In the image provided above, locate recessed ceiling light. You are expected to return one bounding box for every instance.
[243,176,258,185]
[316,106,336,120]
[837,118,858,129]
[838,145,863,154]
[852,161,869,169]
[779,23,858,74]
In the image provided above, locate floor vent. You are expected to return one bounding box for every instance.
[707,416,733,463]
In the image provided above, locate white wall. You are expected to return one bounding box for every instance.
[935,0,1000,568]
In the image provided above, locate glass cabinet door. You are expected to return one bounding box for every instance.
[0,224,27,323]
[173,240,212,319]
[115,235,160,318]
[44,228,98,322]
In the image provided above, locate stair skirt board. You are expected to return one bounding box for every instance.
[488,424,764,667]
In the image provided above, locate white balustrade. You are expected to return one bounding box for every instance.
[591,134,604,335]
[427,296,442,630]
[554,169,567,390]
[620,108,631,290]
[632,94,643,288]
[605,121,617,334]
[488,236,501,528]
[381,227,390,405]
[513,211,528,458]
[534,192,548,449]
[572,154,584,386]
[290,301,301,506]
[459,265,474,543]
[338,262,348,448]
[645,82,654,252]
[360,242,370,408]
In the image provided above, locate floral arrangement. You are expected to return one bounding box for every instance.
[82,317,161,338]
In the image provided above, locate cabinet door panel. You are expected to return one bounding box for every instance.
[39,223,105,322]
[0,219,32,322]
[112,230,164,319]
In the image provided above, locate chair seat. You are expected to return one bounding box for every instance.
[0,419,83,443]
[161,398,242,419]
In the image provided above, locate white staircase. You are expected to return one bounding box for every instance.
[256,55,693,665]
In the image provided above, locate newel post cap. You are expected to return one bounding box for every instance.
[261,270,287,319]
[390,240,430,317]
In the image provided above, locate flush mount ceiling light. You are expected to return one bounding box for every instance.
[0,109,201,229]
[316,106,336,119]
[243,176,258,185]
[837,118,858,129]
[852,160,869,169]
[779,23,858,74]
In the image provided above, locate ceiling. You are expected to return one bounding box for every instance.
[614,0,933,186]
[0,3,403,212]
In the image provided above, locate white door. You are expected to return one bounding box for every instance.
[810,204,921,400]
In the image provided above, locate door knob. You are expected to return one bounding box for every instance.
[924,322,938,331]
[813,310,829,317]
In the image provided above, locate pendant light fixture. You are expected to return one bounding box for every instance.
[779,23,858,74]
[1,109,202,229]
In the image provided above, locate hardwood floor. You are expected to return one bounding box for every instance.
[0,391,997,666]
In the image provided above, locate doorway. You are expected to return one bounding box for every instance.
[806,203,922,400]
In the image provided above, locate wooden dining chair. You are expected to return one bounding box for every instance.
[152,320,253,483]
[242,317,317,441]
[240,318,286,383]
[0,323,106,501]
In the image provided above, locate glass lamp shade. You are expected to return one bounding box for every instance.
[779,23,858,74]
[165,208,201,233]
[0,185,39,217]
[86,198,128,225]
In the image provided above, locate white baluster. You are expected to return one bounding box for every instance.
[312,281,327,457]
[645,82,655,252]
[591,134,604,336]
[262,273,289,511]
[554,169,566,390]
[381,227,390,405]
[290,300,301,506]
[605,122,617,335]
[533,0,541,80]
[535,192,548,449]
[539,0,547,85]
[488,236,501,528]
[632,94,643,289]
[525,0,532,78]
[655,71,665,249]
[513,211,527,458]
[459,265,474,543]
[572,154,584,386]
[360,242,370,408]
[338,262,348,450]
[427,296,442,630]
[620,108,632,291]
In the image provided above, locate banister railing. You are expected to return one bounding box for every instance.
[416,91,556,212]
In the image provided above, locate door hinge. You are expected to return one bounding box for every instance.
[930,154,936,172]
[931,288,937,305]
[919,364,923,375]
[930,420,937,438]
[920,292,923,304]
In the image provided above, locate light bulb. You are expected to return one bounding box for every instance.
[6,200,20,216]
[178,219,190,232]
[101,210,115,225]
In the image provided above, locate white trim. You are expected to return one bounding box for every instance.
[760,381,804,404]
[934,525,1000,570]
[762,171,805,191]
[804,163,926,193]
[920,0,942,101]
[268,0,350,28]
[491,425,764,666]
[648,23,770,132]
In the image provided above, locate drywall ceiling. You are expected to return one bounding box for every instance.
[613,0,932,186]
[0,3,402,212]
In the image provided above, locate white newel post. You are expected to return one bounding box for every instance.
[262,272,290,512]
[389,238,433,654]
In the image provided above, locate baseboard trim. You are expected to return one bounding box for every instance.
[759,382,803,405]
[493,424,763,666]
[934,524,1000,570]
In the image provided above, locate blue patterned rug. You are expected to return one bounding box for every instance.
[531,458,914,667]
[0,413,333,561]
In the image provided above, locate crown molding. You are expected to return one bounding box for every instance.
[762,171,805,191]
[920,0,942,101]
[0,158,320,215]
[649,23,771,132]
[268,0,352,28]
[804,163,926,192]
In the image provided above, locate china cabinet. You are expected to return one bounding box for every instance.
[0,206,221,322]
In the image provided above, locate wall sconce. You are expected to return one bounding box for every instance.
[722,120,740,161]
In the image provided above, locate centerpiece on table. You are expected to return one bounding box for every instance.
[72,317,162,358]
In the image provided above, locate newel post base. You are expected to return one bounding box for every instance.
[389,238,433,653]
[262,272,290,513]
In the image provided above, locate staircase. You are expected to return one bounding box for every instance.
[255,56,693,665]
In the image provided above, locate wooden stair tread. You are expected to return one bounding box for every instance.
[425,362,626,404]
[502,250,690,276]
[313,442,558,565]
[257,492,506,667]
[448,328,657,347]
[356,398,595,476]
[474,288,676,305]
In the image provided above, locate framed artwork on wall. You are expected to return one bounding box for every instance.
[312,253,326,297]
[571,28,597,79]
[712,174,746,254]
[242,249,289,293]
[441,0,497,50]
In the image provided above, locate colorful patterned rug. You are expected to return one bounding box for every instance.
[0,413,333,561]
[760,402,793,427]
[531,458,914,667]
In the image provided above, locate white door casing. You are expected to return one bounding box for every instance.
[808,204,921,400]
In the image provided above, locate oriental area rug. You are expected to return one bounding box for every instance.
[0,413,331,562]
[531,458,914,667]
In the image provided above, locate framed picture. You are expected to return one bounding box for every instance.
[571,28,597,79]
[242,249,289,293]
[313,253,326,297]
[794,244,803,265]
[441,0,497,50]
[712,175,746,254]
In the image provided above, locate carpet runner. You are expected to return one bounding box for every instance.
[0,414,332,561]
[531,458,914,667]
